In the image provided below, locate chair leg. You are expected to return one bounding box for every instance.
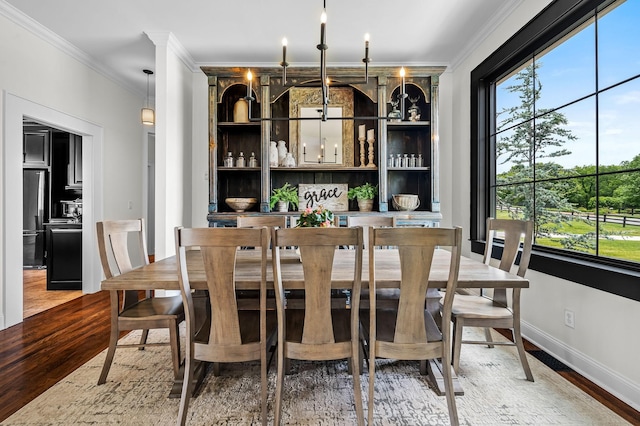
[177,353,195,426]
[274,342,285,425]
[368,345,376,425]
[452,318,463,374]
[512,326,534,382]
[139,329,149,350]
[351,339,364,426]
[98,324,119,385]
[441,341,460,425]
[169,321,181,379]
[484,327,495,348]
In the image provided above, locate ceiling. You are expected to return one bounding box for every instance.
[3,0,521,97]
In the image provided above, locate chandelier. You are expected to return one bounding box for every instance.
[244,0,407,122]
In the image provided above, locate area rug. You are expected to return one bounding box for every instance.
[3,327,628,425]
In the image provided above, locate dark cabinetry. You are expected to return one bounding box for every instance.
[66,134,82,189]
[45,223,82,290]
[204,66,444,226]
[23,130,50,168]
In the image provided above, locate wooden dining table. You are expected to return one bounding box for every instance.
[101,248,528,397]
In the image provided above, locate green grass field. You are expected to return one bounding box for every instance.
[496,210,640,262]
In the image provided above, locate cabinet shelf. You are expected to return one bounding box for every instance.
[219,167,261,171]
[388,167,431,171]
[387,121,430,129]
[218,122,261,128]
[271,166,378,172]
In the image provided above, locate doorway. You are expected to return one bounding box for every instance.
[22,120,84,319]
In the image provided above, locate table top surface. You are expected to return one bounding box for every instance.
[102,249,528,291]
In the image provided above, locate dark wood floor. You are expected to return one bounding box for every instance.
[1,289,638,424]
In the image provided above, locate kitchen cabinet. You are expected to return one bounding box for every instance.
[203,66,444,227]
[66,134,82,190]
[45,223,82,290]
[23,130,50,168]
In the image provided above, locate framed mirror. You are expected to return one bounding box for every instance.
[289,87,354,167]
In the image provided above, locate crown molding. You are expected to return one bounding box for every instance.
[449,0,526,71]
[145,31,198,73]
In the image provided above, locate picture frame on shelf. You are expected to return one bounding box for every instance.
[289,87,354,167]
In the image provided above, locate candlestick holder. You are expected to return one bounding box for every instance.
[359,136,366,167]
[367,137,376,167]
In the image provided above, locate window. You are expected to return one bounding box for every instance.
[471,0,640,301]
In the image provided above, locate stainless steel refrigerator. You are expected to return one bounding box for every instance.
[23,169,48,268]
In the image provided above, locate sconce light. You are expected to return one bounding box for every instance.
[141,69,155,126]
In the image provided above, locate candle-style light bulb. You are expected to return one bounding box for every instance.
[282,38,288,63]
[400,67,406,120]
[320,11,327,45]
[247,69,253,99]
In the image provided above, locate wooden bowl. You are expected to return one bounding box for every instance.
[392,194,420,211]
[225,197,258,212]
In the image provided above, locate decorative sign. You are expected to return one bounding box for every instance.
[298,183,348,211]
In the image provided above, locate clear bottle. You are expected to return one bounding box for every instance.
[417,153,423,167]
[248,152,258,168]
[388,154,394,167]
[401,153,409,168]
[394,154,401,168]
[236,151,246,167]
[224,151,234,167]
[409,153,416,168]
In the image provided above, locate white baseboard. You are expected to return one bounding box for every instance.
[522,321,640,412]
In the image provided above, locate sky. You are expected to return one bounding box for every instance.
[495,0,640,172]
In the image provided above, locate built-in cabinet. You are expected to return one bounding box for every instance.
[45,223,82,290]
[23,130,50,168]
[203,66,444,226]
[66,134,82,190]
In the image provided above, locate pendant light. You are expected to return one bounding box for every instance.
[141,69,155,126]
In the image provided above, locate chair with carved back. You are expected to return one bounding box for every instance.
[271,226,365,425]
[96,218,184,385]
[448,217,534,382]
[363,226,462,425]
[346,215,396,250]
[174,226,276,425]
[237,215,288,229]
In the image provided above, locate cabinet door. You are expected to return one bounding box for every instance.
[46,227,82,290]
[23,131,50,167]
[66,135,82,189]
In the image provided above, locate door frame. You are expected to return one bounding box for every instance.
[2,92,104,329]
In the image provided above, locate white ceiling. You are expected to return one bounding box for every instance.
[3,0,521,96]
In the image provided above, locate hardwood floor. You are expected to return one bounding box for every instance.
[1,280,638,423]
[23,269,82,318]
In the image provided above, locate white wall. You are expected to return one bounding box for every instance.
[446,0,640,410]
[0,11,146,328]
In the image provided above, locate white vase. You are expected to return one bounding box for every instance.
[277,140,287,166]
[269,141,279,167]
[283,152,296,167]
[276,201,289,212]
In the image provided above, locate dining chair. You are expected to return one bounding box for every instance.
[448,217,534,382]
[346,215,396,249]
[237,215,288,229]
[174,226,277,426]
[96,218,184,385]
[271,226,365,426]
[363,226,462,425]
